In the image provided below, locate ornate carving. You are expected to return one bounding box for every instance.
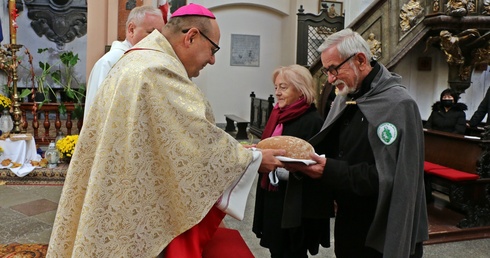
[433,0,440,12]
[477,126,490,178]
[467,0,476,13]
[296,7,345,67]
[483,0,490,15]
[399,0,424,32]
[24,0,87,50]
[425,29,490,83]
[454,126,490,228]
[366,32,382,60]
[446,0,468,17]
[456,184,490,228]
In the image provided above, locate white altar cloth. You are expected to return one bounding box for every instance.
[0,137,41,177]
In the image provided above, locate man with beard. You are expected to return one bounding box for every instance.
[286,28,428,258]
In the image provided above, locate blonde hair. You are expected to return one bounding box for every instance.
[272,64,316,104]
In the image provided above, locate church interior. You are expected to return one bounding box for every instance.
[1,0,490,257]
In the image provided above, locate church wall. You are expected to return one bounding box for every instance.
[0,1,88,92]
[4,0,488,125]
[193,4,290,123]
[192,0,327,123]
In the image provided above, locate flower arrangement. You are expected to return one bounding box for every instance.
[0,94,12,112]
[56,134,78,158]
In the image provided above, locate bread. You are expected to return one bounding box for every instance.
[256,135,314,160]
[1,158,11,166]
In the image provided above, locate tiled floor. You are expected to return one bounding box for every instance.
[1,179,490,257]
[0,185,61,244]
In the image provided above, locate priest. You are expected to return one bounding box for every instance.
[46,4,284,258]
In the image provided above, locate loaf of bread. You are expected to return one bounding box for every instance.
[256,135,314,160]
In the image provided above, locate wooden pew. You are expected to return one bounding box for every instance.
[424,129,490,228]
[224,114,249,140]
[249,92,274,138]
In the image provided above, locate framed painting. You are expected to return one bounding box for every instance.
[230,34,260,67]
[319,1,343,17]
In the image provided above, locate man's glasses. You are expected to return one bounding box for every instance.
[182,28,220,55]
[321,53,357,77]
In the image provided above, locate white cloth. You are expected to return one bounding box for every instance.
[217,150,261,220]
[84,40,132,120]
[0,137,41,177]
[275,154,324,165]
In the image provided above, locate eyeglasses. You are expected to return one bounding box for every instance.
[321,53,357,77]
[182,28,220,55]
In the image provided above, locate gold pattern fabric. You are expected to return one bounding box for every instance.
[47,31,253,257]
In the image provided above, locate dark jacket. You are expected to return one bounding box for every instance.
[425,102,467,134]
[309,62,428,257]
[253,105,331,255]
[469,87,490,127]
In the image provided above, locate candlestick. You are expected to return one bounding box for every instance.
[9,44,23,133]
[9,0,18,45]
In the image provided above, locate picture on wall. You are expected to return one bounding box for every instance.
[230,34,260,67]
[319,1,343,17]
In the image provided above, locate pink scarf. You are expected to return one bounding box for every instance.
[260,98,311,190]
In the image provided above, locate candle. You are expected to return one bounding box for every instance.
[8,0,18,44]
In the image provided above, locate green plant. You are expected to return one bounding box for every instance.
[30,48,85,118]
[34,48,56,108]
[51,51,85,118]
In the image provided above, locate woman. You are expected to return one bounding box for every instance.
[425,88,467,134]
[252,64,331,258]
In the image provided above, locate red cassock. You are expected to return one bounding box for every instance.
[164,206,225,257]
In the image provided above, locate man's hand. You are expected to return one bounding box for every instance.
[241,144,256,149]
[258,149,286,173]
[285,153,326,179]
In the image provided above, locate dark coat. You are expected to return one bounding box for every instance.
[252,105,331,255]
[469,87,490,127]
[309,62,429,257]
[425,102,467,134]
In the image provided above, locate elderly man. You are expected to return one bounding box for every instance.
[286,28,428,258]
[84,5,165,120]
[47,4,284,258]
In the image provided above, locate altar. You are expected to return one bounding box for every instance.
[0,135,42,177]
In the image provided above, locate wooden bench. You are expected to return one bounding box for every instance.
[224,114,249,140]
[424,129,490,228]
[249,92,274,138]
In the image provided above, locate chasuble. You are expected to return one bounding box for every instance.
[47,31,256,257]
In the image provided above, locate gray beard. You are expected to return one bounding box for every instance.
[335,66,360,96]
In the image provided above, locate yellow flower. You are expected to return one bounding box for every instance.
[0,95,11,111]
[55,135,78,158]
